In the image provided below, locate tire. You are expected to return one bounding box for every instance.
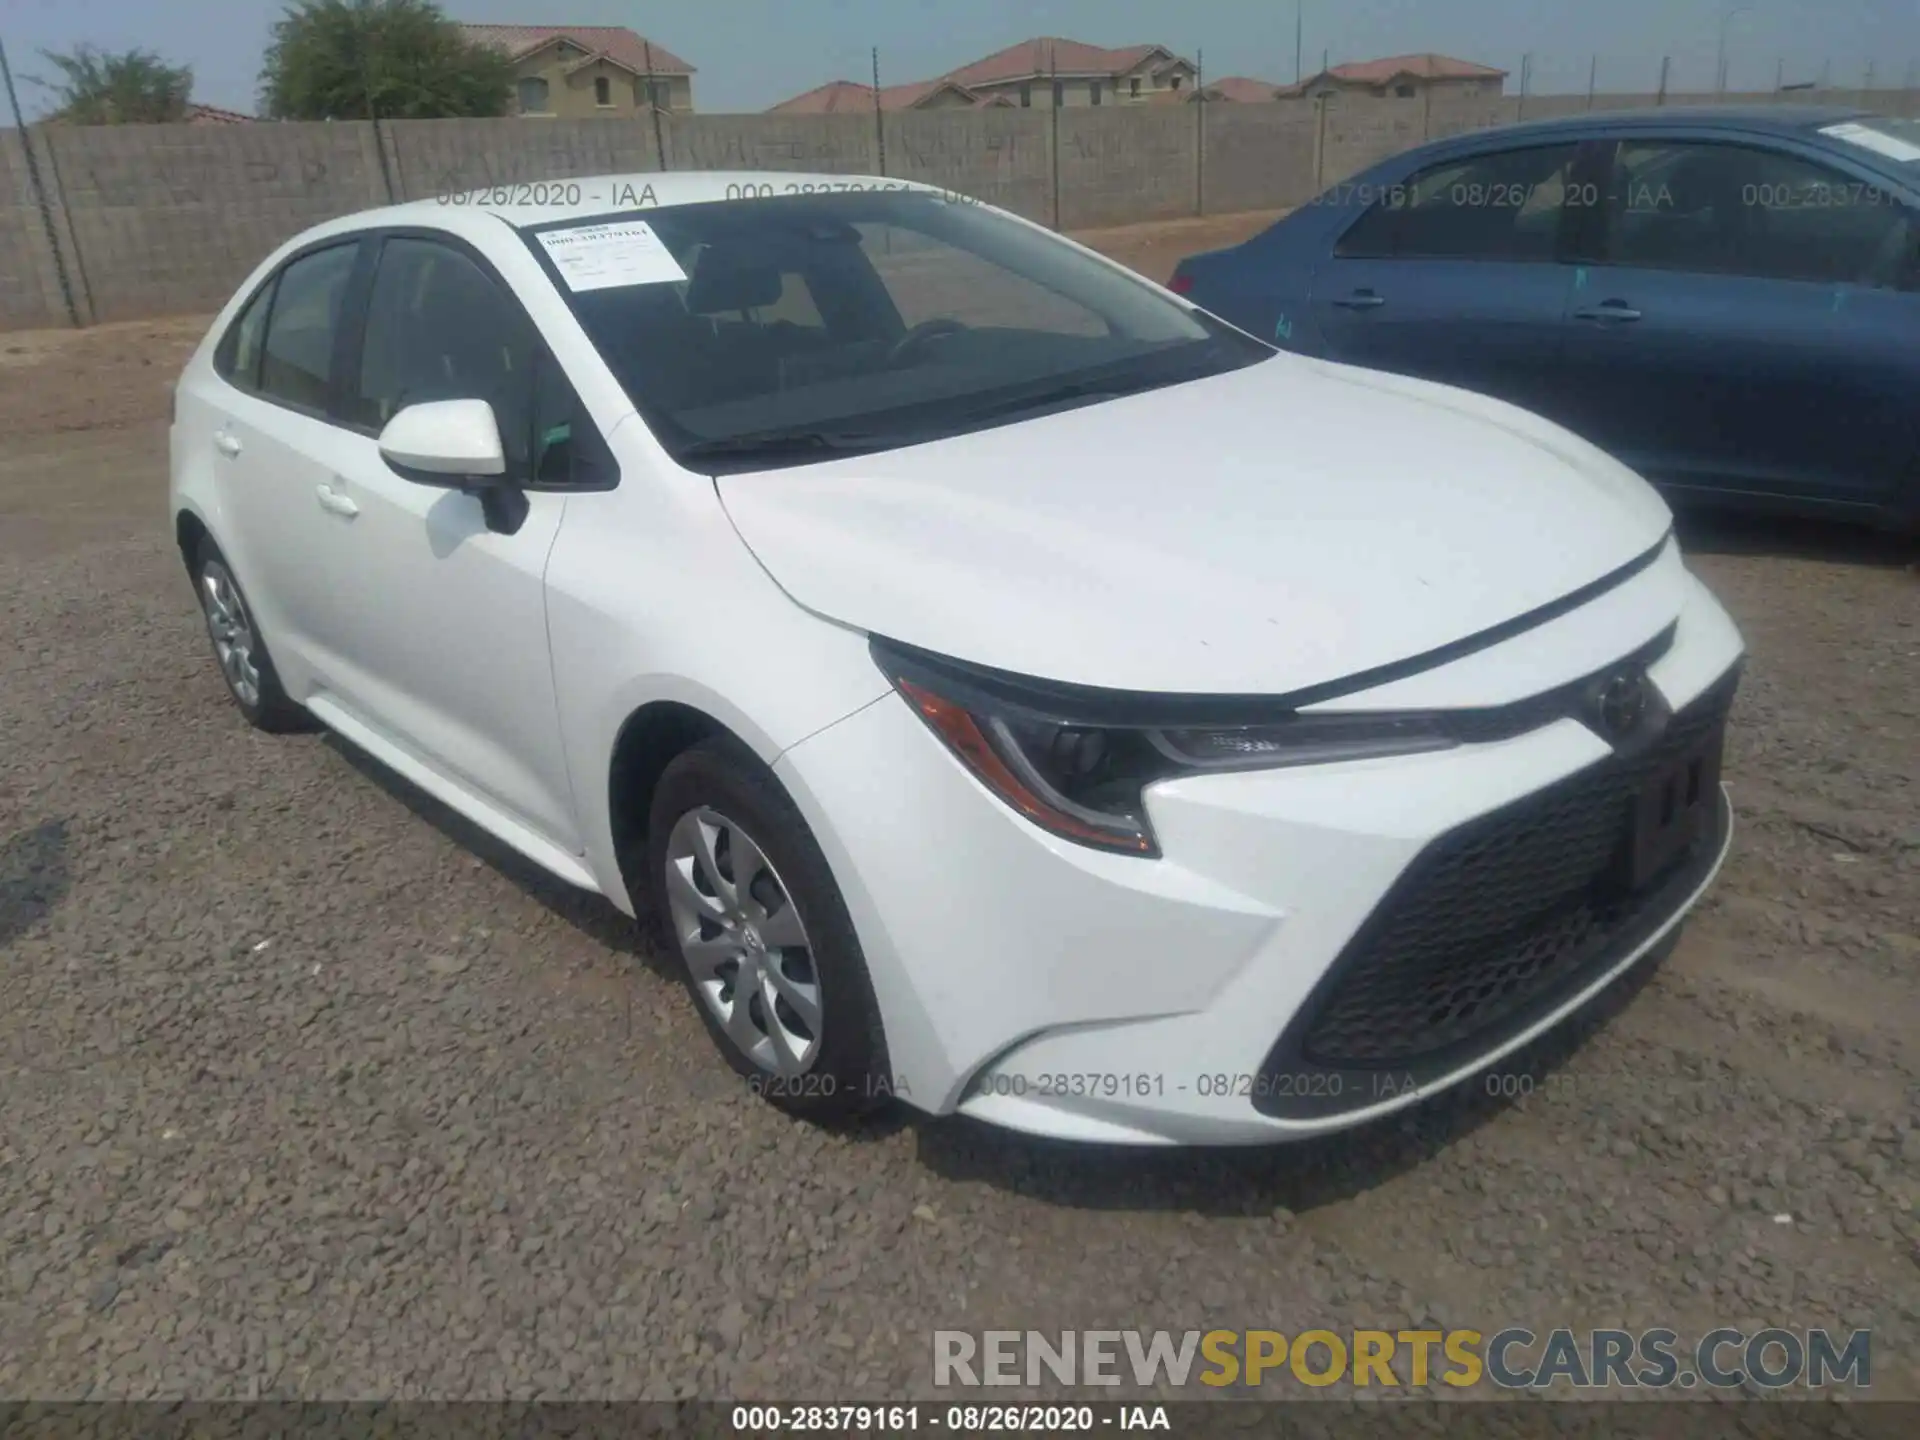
[645,735,892,1122]
[191,538,308,733]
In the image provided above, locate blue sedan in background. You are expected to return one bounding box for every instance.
[1171,106,1920,531]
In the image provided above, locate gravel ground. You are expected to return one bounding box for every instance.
[0,211,1916,1410]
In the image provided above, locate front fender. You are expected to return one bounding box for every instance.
[543,473,892,912]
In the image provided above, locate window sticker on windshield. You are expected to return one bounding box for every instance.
[1819,122,1920,164]
[537,220,687,291]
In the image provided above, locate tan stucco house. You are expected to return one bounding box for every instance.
[461,24,697,117]
[943,37,1199,108]
[766,78,1014,114]
[774,37,1201,113]
[1281,54,1507,102]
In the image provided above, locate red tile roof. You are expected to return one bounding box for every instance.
[184,102,253,124]
[1324,53,1506,84]
[768,77,998,114]
[459,24,695,76]
[944,37,1190,85]
[1205,76,1285,103]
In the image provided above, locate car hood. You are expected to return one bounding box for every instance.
[714,354,1674,696]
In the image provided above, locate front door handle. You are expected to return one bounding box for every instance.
[1331,290,1387,310]
[214,431,242,458]
[315,482,359,519]
[1573,302,1643,323]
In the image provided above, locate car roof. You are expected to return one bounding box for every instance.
[324,171,939,235]
[1442,102,1874,147]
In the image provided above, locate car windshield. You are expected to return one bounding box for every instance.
[521,190,1271,471]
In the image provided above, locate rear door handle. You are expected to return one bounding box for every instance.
[214,431,242,458]
[1331,290,1387,310]
[1573,302,1643,323]
[315,482,359,519]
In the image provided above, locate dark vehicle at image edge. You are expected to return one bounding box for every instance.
[1172,106,1920,531]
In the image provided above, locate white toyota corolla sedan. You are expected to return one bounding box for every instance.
[170,172,1744,1145]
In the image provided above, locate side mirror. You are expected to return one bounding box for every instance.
[377,399,507,487]
[377,399,530,536]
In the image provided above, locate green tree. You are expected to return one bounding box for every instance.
[28,45,193,124]
[259,0,514,120]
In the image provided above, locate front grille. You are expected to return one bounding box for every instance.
[1252,670,1738,1121]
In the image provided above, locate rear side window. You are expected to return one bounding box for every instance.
[258,243,358,413]
[1337,143,1584,262]
[215,282,273,389]
[1600,140,1914,286]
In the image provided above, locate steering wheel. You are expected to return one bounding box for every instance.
[886,317,969,367]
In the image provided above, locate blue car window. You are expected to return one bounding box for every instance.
[1336,144,1583,262]
[1602,141,1912,287]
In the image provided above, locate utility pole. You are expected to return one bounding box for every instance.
[1656,55,1671,105]
[0,35,81,327]
[1294,1,1304,85]
[1194,47,1205,215]
[1716,4,1753,95]
[870,47,885,177]
[1586,54,1598,111]
[644,39,668,171]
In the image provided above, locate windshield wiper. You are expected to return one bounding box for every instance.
[679,428,899,462]
[943,353,1221,429]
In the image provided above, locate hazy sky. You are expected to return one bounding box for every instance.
[4,0,1917,117]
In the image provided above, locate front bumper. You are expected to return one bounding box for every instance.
[772,567,1745,1145]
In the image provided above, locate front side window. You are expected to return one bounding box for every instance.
[526,191,1267,470]
[1336,143,1584,262]
[1600,140,1913,286]
[354,238,533,468]
[257,242,358,413]
[354,237,609,486]
[518,76,550,113]
[595,76,611,106]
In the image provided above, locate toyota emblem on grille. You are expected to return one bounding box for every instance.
[1595,671,1650,739]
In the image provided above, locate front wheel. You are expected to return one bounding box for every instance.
[645,737,893,1122]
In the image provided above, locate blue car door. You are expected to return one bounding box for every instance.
[1306,140,1588,421]
[1549,133,1920,512]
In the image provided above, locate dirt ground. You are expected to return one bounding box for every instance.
[0,210,1916,1410]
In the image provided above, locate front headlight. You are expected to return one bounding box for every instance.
[872,638,1458,858]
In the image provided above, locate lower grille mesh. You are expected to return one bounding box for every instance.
[1297,677,1736,1069]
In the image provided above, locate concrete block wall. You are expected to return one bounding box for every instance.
[0,129,80,329]
[1056,106,1195,227]
[1201,103,1320,214]
[5,85,1919,329]
[383,117,663,202]
[41,121,387,323]
[884,110,1051,222]
[669,113,876,175]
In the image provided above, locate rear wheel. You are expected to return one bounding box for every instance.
[192,539,307,733]
[645,737,892,1122]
